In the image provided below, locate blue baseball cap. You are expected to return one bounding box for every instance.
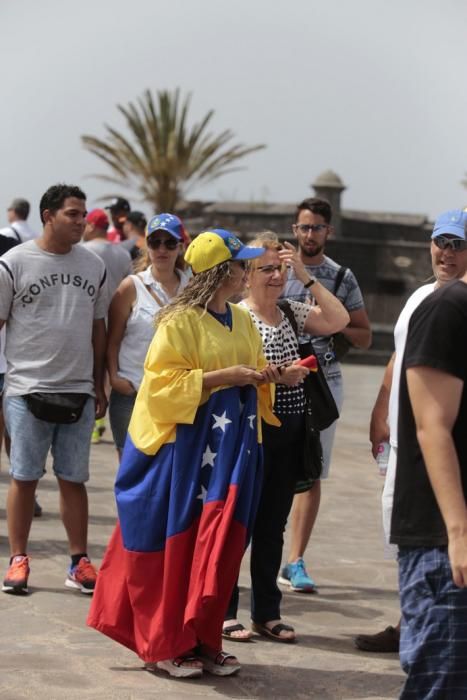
[146,213,184,240]
[432,209,467,240]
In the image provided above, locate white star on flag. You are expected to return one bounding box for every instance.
[202,445,217,467]
[197,484,208,502]
[247,415,256,429]
[212,411,232,432]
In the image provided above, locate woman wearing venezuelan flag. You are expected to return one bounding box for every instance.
[88,229,285,678]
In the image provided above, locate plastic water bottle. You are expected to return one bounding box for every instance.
[376,441,390,476]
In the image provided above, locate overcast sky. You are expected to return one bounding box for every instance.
[2,0,467,231]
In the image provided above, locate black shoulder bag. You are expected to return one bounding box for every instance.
[328,266,353,361]
[278,299,339,484]
[277,300,339,432]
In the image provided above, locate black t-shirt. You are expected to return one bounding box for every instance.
[391,280,467,547]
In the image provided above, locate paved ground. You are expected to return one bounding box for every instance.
[0,365,404,700]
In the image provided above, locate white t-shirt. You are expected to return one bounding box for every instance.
[117,268,189,390]
[388,283,435,447]
[0,240,108,396]
[0,220,38,242]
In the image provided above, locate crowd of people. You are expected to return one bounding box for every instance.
[0,185,466,697]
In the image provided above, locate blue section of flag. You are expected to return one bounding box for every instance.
[115,385,262,552]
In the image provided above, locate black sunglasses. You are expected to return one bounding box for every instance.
[433,236,467,252]
[147,237,179,250]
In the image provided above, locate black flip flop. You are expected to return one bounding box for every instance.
[252,621,296,643]
[222,622,253,642]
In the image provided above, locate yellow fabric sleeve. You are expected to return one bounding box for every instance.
[128,305,278,455]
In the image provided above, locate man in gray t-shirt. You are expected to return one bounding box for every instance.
[278,197,371,594]
[81,208,132,299]
[0,184,108,597]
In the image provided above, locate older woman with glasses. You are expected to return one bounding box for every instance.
[88,229,280,679]
[107,214,190,458]
[223,232,349,643]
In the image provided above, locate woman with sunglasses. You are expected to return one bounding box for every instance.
[107,214,190,458]
[223,232,349,643]
[89,229,280,679]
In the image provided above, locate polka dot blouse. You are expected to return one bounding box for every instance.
[239,300,310,415]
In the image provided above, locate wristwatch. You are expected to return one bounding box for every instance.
[303,276,317,289]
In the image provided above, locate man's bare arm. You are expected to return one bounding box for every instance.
[407,365,467,586]
[341,307,372,349]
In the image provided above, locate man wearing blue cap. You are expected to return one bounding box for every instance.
[389,209,467,696]
[356,209,467,654]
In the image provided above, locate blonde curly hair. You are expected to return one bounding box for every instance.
[155,261,234,327]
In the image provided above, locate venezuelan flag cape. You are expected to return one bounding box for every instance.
[87,306,278,662]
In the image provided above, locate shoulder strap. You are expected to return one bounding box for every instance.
[333,266,347,295]
[277,299,298,338]
[9,225,21,243]
[137,272,165,308]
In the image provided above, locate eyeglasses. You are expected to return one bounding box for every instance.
[147,237,179,250]
[255,263,287,275]
[433,236,467,252]
[294,223,328,234]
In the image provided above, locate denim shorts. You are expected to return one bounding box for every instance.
[3,394,95,482]
[108,389,136,450]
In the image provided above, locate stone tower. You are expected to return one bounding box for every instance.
[311,170,346,238]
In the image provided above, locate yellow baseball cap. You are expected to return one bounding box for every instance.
[185,229,265,273]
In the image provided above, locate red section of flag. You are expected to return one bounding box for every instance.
[88,484,246,662]
[297,354,318,371]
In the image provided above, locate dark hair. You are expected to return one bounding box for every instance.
[9,198,30,219]
[39,184,86,223]
[295,197,332,224]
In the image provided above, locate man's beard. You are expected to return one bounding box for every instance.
[298,240,323,259]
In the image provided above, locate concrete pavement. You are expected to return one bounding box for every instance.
[0,365,404,699]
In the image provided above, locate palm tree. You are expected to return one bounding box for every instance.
[81,89,265,212]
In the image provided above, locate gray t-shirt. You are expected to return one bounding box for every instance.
[282,254,364,360]
[0,240,108,396]
[81,239,132,299]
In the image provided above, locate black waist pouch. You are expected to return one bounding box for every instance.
[24,393,89,424]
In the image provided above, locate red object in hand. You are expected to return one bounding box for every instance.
[297,354,318,371]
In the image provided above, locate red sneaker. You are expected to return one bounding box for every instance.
[65,557,97,594]
[2,555,30,595]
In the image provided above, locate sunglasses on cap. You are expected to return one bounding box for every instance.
[147,237,179,250]
[433,236,467,252]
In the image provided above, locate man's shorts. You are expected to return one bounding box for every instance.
[399,546,467,698]
[3,394,95,482]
